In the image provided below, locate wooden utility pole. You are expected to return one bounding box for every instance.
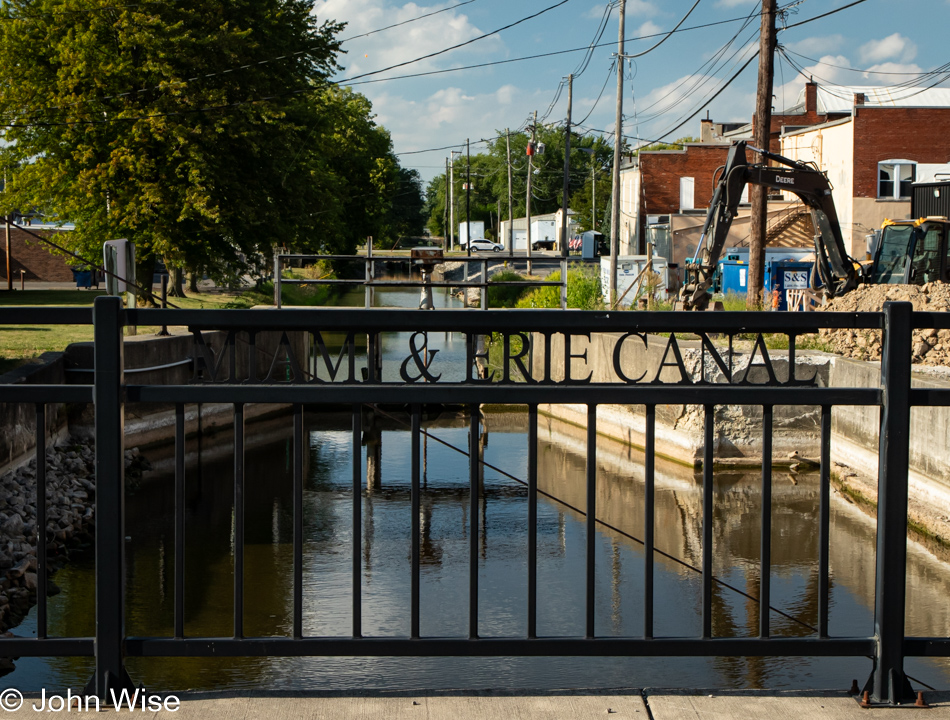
[526,110,537,275]
[506,128,513,258]
[748,0,776,308]
[466,138,471,257]
[449,155,456,251]
[561,74,573,259]
[609,0,626,306]
[444,158,449,246]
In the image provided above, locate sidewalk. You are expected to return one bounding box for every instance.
[8,689,950,718]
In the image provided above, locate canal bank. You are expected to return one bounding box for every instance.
[530,331,950,552]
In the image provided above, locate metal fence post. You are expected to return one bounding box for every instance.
[87,296,135,698]
[560,258,568,310]
[481,259,488,310]
[868,301,914,704]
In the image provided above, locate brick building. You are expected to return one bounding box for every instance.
[0,224,77,284]
[619,82,838,264]
[781,85,950,256]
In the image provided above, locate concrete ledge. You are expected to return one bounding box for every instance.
[9,689,950,718]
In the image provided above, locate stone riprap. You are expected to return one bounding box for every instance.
[817,282,950,366]
[0,439,148,671]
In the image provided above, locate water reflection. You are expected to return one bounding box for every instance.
[7,407,950,693]
[6,284,950,692]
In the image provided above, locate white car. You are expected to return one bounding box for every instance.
[467,238,504,252]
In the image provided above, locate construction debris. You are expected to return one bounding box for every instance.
[816,282,950,366]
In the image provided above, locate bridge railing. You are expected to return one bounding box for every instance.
[1,297,947,704]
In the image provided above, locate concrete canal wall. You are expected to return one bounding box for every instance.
[0,327,307,467]
[530,331,950,519]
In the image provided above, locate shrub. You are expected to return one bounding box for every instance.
[516,265,603,310]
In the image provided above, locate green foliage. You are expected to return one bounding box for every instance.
[637,136,700,153]
[381,167,426,241]
[487,270,528,308]
[515,265,603,310]
[0,1,418,288]
[425,129,615,240]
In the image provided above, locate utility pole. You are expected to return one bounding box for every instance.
[466,138,471,258]
[444,158,449,247]
[527,110,537,275]
[449,155,456,252]
[506,129,513,258]
[4,216,11,292]
[749,0,776,308]
[561,74,573,259]
[592,164,596,233]
[609,0,626,306]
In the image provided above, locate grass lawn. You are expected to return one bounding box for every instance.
[0,288,249,374]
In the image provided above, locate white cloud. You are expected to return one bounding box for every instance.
[785,35,847,60]
[636,21,663,39]
[371,84,550,179]
[627,0,659,16]
[313,0,503,78]
[858,33,917,65]
[716,0,755,7]
[584,3,610,20]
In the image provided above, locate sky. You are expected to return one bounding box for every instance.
[311,0,950,183]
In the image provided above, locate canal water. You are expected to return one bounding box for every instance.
[5,286,950,692]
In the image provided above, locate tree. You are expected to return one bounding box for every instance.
[380,167,426,244]
[636,136,699,153]
[0,0,397,296]
[425,129,615,240]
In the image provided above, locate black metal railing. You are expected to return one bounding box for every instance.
[1,296,949,704]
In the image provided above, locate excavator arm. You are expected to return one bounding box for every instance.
[680,140,859,310]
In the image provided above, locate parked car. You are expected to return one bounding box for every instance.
[468,238,504,252]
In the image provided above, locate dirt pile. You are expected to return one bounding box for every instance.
[816,283,950,365]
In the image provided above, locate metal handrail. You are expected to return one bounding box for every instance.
[0,298,942,705]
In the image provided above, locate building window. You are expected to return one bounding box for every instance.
[878,160,916,199]
[680,177,695,211]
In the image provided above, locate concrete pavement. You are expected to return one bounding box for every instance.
[7,689,950,718]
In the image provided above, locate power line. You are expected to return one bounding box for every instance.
[339,0,477,42]
[0,8,774,126]
[781,48,950,77]
[782,0,869,29]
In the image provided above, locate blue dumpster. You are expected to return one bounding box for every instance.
[72,268,92,288]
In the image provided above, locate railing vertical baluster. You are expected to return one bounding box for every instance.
[410,404,421,639]
[818,404,831,639]
[480,260,488,311]
[870,301,914,704]
[586,404,597,639]
[469,405,480,639]
[760,405,773,639]
[527,404,538,639]
[702,404,714,639]
[293,404,304,640]
[352,404,362,638]
[174,403,185,639]
[34,403,47,639]
[644,404,655,639]
[89,295,133,697]
[233,403,245,639]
